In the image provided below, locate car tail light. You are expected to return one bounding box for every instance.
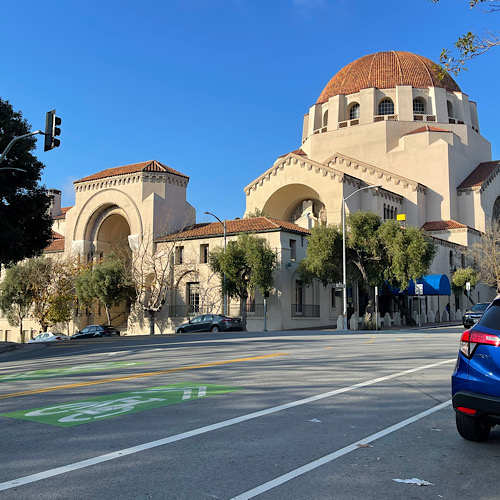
[460,329,500,358]
[456,406,478,415]
[55,337,61,340]
[222,318,232,322]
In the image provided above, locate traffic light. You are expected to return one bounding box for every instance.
[44,109,61,152]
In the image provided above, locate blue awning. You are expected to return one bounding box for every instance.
[389,274,451,296]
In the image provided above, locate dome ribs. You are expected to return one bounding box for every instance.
[316,51,462,103]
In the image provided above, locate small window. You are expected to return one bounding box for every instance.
[447,101,454,118]
[449,250,453,267]
[175,246,184,265]
[200,244,209,264]
[349,103,360,120]
[378,98,394,116]
[323,110,328,127]
[290,239,297,261]
[461,254,465,268]
[413,98,425,115]
[188,282,200,313]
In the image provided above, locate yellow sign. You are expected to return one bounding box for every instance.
[396,214,406,221]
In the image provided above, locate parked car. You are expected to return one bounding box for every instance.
[27,332,70,343]
[463,302,490,327]
[70,325,120,339]
[452,298,500,441]
[175,314,243,333]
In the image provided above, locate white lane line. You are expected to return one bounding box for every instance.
[231,400,452,500]
[0,359,454,492]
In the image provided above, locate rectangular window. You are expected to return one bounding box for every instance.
[200,244,209,264]
[331,288,336,308]
[188,282,200,313]
[290,239,297,261]
[295,280,303,314]
[175,246,184,265]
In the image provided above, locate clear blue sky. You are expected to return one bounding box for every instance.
[2,0,498,224]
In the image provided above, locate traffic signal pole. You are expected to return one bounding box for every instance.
[0,130,43,166]
[0,109,61,166]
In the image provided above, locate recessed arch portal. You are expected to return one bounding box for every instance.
[261,184,326,227]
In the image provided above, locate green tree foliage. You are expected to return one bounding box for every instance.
[0,98,52,265]
[468,220,500,293]
[298,225,343,287]
[25,256,76,331]
[378,220,437,291]
[0,262,34,342]
[300,213,437,325]
[431,0,500,75]
[209,233,277,329]
[75,254,133,325]
[451,267,479,304]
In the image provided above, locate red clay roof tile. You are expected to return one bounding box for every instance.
[157,217,311,241]
[278,149,308,159]
[74,160,188,184]
[422,220,467,231]
[44,231,65,253]
[458,161,500,189]
[403,125,451,136]
[317,51,461,103]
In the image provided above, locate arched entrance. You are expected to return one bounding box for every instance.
[83,206,132,329]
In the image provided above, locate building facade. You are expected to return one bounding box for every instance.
[1,51,498,340]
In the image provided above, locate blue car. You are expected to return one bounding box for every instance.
[452,299,500,441]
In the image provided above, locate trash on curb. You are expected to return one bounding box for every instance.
[393,478,434,486]
[309,418,322,423]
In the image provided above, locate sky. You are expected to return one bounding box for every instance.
[1,0,499,225]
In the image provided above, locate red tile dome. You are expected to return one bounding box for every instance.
[317,51,461,104]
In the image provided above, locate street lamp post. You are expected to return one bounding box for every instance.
[205,211,227,316]
[342,184,382,331]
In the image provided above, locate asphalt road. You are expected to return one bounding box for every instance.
[1,327,499,499]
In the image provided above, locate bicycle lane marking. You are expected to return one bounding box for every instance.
[0,358,454,492]
[0,362,147,383]
[1,384,242,427]
[0,353,288,400]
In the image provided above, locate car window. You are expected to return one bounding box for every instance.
[478,302,500,329]
[472,303,489,312]
[191,316,203,324]
[203,315,213,321]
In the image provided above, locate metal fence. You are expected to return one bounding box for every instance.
[291,304,320,317]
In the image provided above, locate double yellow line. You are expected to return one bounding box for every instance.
[0,352,289,400]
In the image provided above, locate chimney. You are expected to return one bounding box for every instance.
[48,189,62,218]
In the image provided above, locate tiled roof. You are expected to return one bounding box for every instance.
[317,51,461,103]
[157,217,311,241]
[53,206,73,220]
[422,220,467,231]
[278,148,308,159]
[403,125,451,136]
[458,161,500,189]
[44,231,64,253]
[74,160,189,184]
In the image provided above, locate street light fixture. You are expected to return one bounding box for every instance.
[204,211,227,316]
[342,184,382,331]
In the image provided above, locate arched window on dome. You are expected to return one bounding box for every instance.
[349,102,360,120]
[413,98,426,115]
[447,101,454,118]
[378,98,394,116]
[323,110,328,127]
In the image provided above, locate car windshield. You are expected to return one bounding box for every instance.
[472,303,489,312]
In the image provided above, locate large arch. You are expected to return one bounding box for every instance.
[71,189,143,256]
[261,184,324,221]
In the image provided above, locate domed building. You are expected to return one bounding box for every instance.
[2,51,498,340]
[244,50,499,321]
